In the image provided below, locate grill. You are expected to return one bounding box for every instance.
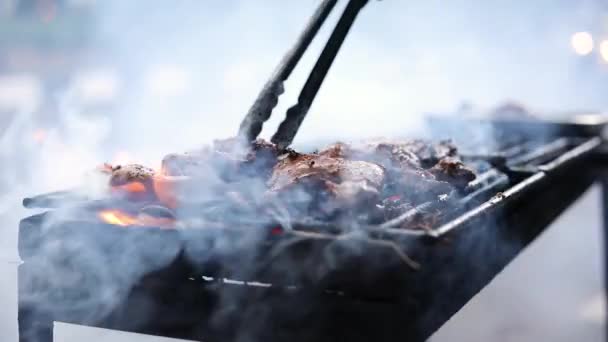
[18,114,608,342]
[16,1,608,341]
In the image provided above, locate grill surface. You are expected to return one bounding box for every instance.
[17,114,608,342]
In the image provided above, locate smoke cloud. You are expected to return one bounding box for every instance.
[2,0,608,340]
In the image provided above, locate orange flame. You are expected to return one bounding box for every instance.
[98,209,176,229]
[113,181,147,193]
[152,175,187,209]
[98,210,138,226]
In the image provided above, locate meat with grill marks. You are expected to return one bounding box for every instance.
[105,164,155,187]
[319,139,475,194]
[320,139,457,167]
[267,151,386,217]
[429,157,476,190]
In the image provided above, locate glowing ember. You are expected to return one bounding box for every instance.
[113,181,147,193]
[152,175,186,209]
[98,210,138,226]
[98,209,175,228]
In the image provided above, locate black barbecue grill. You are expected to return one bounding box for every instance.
[15,1,608,341]
[17,116,608,342]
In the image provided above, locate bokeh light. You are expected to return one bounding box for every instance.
[571,31,594,55]
[600,40,608,63]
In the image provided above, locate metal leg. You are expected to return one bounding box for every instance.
[601,178,608,342]
[18,263,53,342]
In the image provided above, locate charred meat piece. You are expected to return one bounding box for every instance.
[158,138,280,208]
[237,138,283,178]
[107,164,155,187]
[429,157,476,191]
[320,140,419,168]
[414,140,458,167]
[374,139,457,168]
[95,137,476,228]
[212,137,281,170]
[393,168,453,199]
[320,139,469,200]
[268,152,385,195]
[267,152,385,218]
[161,138,280,181]
[320,139,457,168]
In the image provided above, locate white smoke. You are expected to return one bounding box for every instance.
[7,0,604,180]
[2,0,608,340]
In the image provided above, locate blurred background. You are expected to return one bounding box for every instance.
[3,0,608,164]
[1,0,608,341]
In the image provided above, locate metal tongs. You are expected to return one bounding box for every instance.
[238,0,371,149]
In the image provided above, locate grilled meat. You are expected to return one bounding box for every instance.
[394,168,453,198]
[157,138,281,209]
[320,139,457,168]
[161,138,280,180]
[267,151,385,217]
[429,157,476,191]
[106,164,155,187]
[412,140,458,167]
[98,138,476,229]
[319,139,473,199]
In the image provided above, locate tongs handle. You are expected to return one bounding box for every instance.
[272,0,370,149]
[238,0,338,143]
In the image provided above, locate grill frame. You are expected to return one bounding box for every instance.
[17,117,608,342]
